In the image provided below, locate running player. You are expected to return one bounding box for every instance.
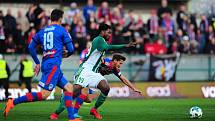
[3,9,80,121]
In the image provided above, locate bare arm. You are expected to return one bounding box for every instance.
[119,74,142,94]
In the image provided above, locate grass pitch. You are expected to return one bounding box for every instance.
[0,98,215,121]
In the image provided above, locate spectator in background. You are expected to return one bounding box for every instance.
[176,4,187,30]
[117,3,125,19]
[125,10,135,27]
[0,19,5,53]
[161,13,175,47]
[144,39,157,55]
[70,12,84,31]
[190,13,198,33]
[5,35,16,53]
[19,54,34,92]
[179,36,191,54]
[190,40,199,54]
[65,2,80,25]
[83,0,96,21]
[111,7,124,25]
[98,1,112,20]
[4,9,17,37]
[87,21,98,39]
[100,14,112,25]
[157,0,172,25]
[0,10,4,21]
[181,14,190,34]
[26,2,45,31]
[0,54,10,99]
[175,29,184,42]
[85,12,97,30]
[14,23,25,53]
[206,36,215,54]
[197,29,206,53]
[16,10,29,32]
[112,23,125,45]
[72,20,87,53]
[155,39,167,54]
[200,14,209,34]
[27,28,36,45]
[207,25,214,46]
[188,24,196,41]
[169,40,179,54]
[147,9,159,39]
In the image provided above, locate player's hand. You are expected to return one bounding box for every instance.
[126,42,136,48]
[133,88,142,95]
[34,64,40,76]
[62,50,68,58]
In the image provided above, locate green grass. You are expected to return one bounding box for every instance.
[0,99,215,121]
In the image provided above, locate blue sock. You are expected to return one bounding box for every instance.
[13,92,43,105]
[74,94,86,114]
[64,91,75,120]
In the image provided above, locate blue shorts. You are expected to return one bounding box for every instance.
[38,62,68,91]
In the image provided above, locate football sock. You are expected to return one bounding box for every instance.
[74,94,87,114]
[55,94,66,115]
[64,91,75,120]
[13,92,43,105]
[94,92,107,109]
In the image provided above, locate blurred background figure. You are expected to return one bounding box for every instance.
[0,54,10,99]
[19,54,34,92]
[26,1,45,31]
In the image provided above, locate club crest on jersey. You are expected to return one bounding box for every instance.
[49,84,54,90]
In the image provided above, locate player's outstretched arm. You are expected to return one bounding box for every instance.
[119,74,142,94]
[98,39,136,51]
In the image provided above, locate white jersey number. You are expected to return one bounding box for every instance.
[43,32,54,50]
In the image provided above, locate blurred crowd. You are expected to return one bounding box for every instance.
[0,0,215,55]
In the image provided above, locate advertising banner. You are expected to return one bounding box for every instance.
[1,82,215,100]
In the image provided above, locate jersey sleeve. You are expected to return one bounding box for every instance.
[28,39,40,64]
[32,32,40,44]
[113,68,122,79]
[62,28,73,44]
[62,28,74,56]
[96,37,126,51]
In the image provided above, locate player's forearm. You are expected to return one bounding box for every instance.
[120,75,136,90]
[28,41,40,64]
[106,44,126,51]
[65,42,74,57]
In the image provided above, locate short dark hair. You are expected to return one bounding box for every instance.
[51,9,64,22]
[98,23,111,34]
[112,54,126,61]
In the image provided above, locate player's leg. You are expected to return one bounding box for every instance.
[73,85,87,118]
[84,88,94,103]
[59,76,81,121]
[50,93,66,119]
[4,65,58,117]
[4,88,51,117]
[90,79,110,120]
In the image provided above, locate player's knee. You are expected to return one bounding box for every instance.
[101,86,110,96]
[64,83,73,93]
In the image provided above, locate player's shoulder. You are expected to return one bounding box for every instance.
[92,36,105,44]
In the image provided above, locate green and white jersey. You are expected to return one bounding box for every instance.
[80,36,126,72]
